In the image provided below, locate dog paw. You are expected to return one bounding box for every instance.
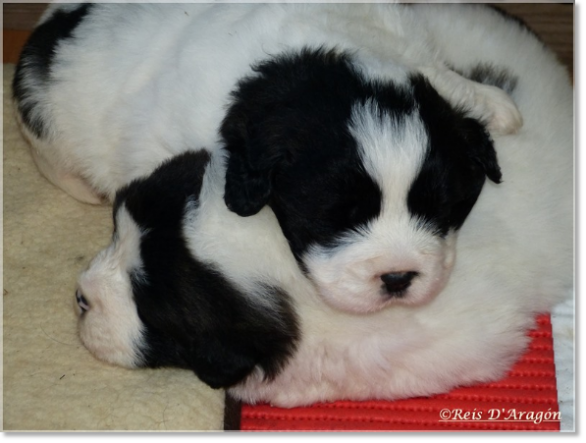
[420,66,523,135]
[473,83,523,135]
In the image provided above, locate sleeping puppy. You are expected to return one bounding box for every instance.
[16,3,571,407]
[75,150,302,389]
[221,49,502,313]
[14,2,522,314]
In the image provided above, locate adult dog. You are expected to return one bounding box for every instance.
[14,3,572,406]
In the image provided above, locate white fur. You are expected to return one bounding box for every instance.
[33,3,570,406]
[182,154,305,314]
[76,206,147,368]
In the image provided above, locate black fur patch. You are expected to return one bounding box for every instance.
[449,61,519,105]
[114,150,210,231]
[407,74,501,236]
[12,3,94,138]
[467,63,518,96]
[115,151,299,389]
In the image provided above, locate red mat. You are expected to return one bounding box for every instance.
[240,314,559,431]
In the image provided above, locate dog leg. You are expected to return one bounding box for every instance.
[420,66,523,135]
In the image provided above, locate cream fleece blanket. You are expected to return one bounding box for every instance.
[2,64,224,431]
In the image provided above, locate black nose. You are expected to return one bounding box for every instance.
[76,290,90,314]
[381,271,418,296]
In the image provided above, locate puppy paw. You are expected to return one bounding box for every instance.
[473,83,523,135]
[421,66,523,135]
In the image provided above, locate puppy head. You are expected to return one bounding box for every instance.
[75,151,298,388]
[222,48,501,313]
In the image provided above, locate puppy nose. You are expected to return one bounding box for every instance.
[381,271,418,296]
[76,289,91,314]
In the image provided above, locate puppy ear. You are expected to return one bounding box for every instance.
[224,151,273,217]
[221,97,287,217]
[189,333,259,389]
[413,73,502,184]
[461,117,502,184]
[188,287,299,389]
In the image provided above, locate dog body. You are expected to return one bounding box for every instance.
[14,4,572,407]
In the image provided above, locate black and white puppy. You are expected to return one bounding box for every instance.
[14,3,572,407]
[14,2,521,313]
[76,150,302,389]
[221,49,502,312]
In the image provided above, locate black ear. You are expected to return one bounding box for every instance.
[189,333,260,389]
[188,286,300,389]
[461,117,502,184]
[412,73,502,184]
[221,100,287,217]
[224,151,273,217]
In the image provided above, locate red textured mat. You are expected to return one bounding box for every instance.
[241,315,559,431]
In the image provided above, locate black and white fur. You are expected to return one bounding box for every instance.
[14,2,523,313]
[76,150,301,389]
[13,3,572,406]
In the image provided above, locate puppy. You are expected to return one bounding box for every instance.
[14,2,523,313]
[16,3,572,407]
[75,150,302,389]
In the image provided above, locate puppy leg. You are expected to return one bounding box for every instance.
[420,66,523,134]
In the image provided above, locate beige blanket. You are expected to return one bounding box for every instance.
[2,64,225,431]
